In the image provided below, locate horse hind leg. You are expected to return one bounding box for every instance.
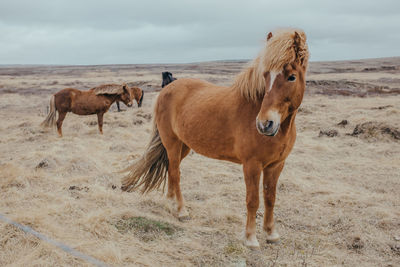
[167,143,190,199]
[97,112,104,134]
[56,112,67,137]
[165,141,190,219]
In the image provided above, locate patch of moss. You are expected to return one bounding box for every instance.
[114,216,180,239]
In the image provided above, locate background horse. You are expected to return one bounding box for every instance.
[115,86,144,112]
[41,84,143,136]
[161,71,177,88]
[122,28,309,247]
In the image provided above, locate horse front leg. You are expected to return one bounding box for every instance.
[263,161,285,243]
[242,161,262,247]
[97,112,104,134]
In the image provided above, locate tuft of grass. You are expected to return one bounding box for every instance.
[114,216,181,241]
[224,241,244,255]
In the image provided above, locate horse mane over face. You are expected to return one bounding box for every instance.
[92,84,126,95]
[233,28,309,102]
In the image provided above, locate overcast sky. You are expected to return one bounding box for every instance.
[0,0,399,65]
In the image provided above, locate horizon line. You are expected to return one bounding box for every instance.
[0,56,399,67]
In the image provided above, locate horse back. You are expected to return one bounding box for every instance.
[159,78,223,102]
[156,78,231,124]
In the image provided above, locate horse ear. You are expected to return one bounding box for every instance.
[293,31,302,59]
[267,32,273,41]
[294,31,301,46]
[122,83,128,93]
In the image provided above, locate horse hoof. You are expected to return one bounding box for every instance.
[266,230,280,243]
[178,208,190,221]
[166,193,175,200]
[241,232,260,248]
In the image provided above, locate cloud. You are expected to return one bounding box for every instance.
[0,0,399,64]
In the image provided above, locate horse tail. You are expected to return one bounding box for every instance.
[41,95,57,128]
[121,122,169,193]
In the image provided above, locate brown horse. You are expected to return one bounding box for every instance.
[41,84,144,136]
[116,86,144,111]
[121,28,309,247]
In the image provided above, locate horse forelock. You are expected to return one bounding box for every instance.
[233,28,309,102]
[262,28,309,72]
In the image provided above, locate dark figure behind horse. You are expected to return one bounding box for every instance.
[162,71,177,88]
[41,84,144,136]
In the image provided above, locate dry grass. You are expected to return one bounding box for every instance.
[0,58,399,266]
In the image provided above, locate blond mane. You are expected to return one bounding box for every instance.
[233,28,309,101]
[92,83,126,95]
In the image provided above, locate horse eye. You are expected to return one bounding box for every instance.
[288,75,296,82]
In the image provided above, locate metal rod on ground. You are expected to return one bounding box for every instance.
[0,213,111,267]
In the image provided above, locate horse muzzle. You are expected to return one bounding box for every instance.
[256,119,280,136]
[127,103,133,107]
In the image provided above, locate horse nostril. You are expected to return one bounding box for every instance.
[266,120,274,131]
[256,118,279,136]
[257,120,273,133]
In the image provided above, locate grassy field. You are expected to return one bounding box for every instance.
[0,58,399,266]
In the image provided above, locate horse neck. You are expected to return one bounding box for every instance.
[280,110,297,135]
[103,94,120,105]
